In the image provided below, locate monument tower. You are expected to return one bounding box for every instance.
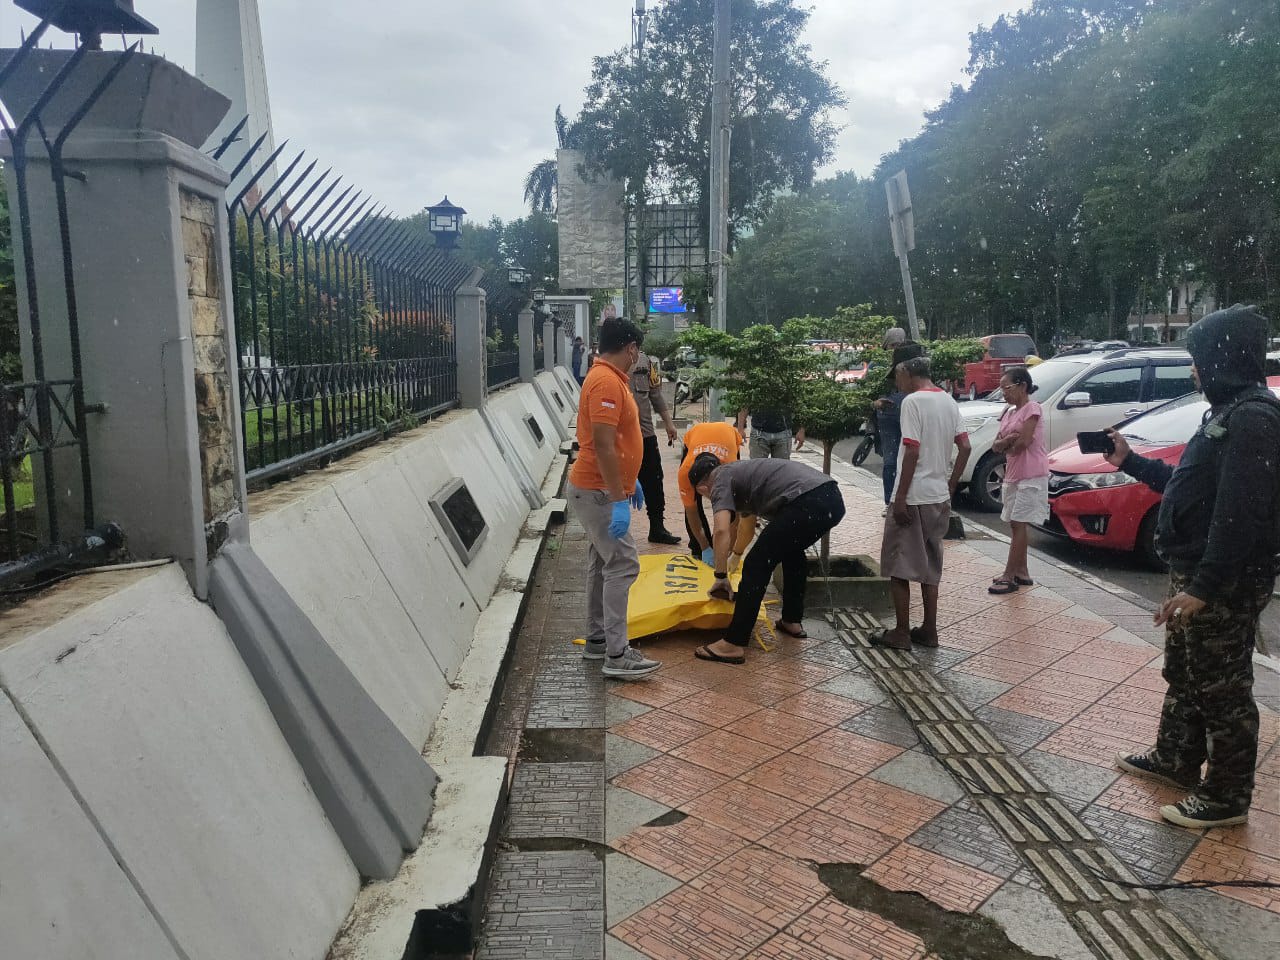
[195,0,277,197]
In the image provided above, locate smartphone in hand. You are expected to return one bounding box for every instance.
[1077,430,1116,456]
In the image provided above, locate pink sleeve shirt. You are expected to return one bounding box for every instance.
[1001,400,1049,482]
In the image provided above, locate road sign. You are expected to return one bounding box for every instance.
[884,170,919,339]
[886,170,914,258]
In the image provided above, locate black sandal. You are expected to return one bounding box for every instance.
[988,578,1019,595]
[775,621,808,639]
[1014,576,1034,586]
[695,644,746,665]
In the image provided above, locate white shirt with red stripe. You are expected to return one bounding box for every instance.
[894,386,965,506]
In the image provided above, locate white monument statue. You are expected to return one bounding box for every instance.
[195,0,278,199]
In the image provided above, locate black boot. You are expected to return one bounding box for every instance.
[648,525,681,545]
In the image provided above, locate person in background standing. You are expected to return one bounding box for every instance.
[1108,305,1279,828]
[631,351,682,545]
[872,328,925,506]
[988,366,1048,594]
[876,356,970,650]
[735,406,804,460]
[568,318,662,679]
[572,335,585,385]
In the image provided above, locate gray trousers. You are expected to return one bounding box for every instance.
[568,482,640,657]
[750,430,792,460]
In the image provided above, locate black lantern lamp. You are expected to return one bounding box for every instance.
[16,0,158,50]
[507,264,529,288]
[426,196,466,250]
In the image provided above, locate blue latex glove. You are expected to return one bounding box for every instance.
[609,500,631,539]
[701,548,715,567]
[630,480,645,510]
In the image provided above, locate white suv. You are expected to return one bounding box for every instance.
[959,348,1195,511]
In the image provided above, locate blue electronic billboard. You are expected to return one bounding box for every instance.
[648,286,687,314]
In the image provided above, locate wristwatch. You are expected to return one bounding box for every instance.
[714,570,727,579]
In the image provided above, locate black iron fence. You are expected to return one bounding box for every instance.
[0,23,135,586]
[220,133,468,480]
[482,275,522,391]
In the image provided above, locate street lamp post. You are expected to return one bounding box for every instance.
[16,0,157,50]
[426,196,466,250]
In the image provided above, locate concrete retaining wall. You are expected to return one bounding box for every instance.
[0,565,359,960]
[552,363,581,407]
[2,397,568,960]
[535,370,574,436]
[250,408,534,750]
[485,383,560,487]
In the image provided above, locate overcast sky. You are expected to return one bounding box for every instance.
[1,1,1025,223]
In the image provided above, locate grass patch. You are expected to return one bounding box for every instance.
[241,393,420,470]
[3,456,33,512]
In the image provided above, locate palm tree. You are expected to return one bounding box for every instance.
[522,107,581,214]
[523,159,558,213]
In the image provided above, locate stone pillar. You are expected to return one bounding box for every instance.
[558,326,572,369]
[518,307,535,383]
[578,302,591,355]
[0,51,244,599]
[543,319,556,374]
[454,273,487,408]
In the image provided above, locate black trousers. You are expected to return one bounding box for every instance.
[680,444,712,554]
[637,435,666,526]
[725,482,845,647]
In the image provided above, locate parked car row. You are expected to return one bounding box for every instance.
[952,339,1280,566]
[958,347,1197,511]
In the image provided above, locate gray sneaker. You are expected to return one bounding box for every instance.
[602,646,661,680]
[582,639,607,660]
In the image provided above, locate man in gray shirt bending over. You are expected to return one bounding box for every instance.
[689,456,846,664]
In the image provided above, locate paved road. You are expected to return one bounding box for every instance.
[831,437,1280,652]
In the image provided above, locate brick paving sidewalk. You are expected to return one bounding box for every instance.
[475,429,1280,960]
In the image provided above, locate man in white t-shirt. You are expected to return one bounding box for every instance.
[876,355,971,650]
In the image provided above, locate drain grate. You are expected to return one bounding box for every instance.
[832,609,1219,960]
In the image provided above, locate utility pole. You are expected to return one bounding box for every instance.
[627,1,649,324]
[708,0,731,417]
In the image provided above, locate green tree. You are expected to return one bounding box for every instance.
[522,106,579,214]
[568,0,845,317]
[728,173,890,331]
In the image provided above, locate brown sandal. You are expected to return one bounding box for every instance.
[775,621,808,639]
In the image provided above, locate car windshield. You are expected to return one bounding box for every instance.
[984,359,1086,403]
[1121,393,1207,445]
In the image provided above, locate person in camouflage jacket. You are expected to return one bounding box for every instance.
[1105,305,1279,829]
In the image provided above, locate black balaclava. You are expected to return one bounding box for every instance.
[1185,304,1269,407]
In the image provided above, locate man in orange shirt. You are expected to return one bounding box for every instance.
[569,318,661,679]
[678,421,750,564]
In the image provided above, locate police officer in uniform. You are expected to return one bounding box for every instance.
[1107,305,1279,829]
[631,351,682,544]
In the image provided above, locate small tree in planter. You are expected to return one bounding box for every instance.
[677,319,817,422]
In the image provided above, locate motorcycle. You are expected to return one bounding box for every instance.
[851,418,878,466]
[674,373,704,406]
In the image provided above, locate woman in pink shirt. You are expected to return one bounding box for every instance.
[988,366,1049,594]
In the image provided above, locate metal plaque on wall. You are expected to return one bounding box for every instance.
[557,148,625,289]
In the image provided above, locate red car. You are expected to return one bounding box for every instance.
[1042,382,1280,564]
[958,333,1039,401]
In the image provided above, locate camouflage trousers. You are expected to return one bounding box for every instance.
[1152,571,1275,808]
